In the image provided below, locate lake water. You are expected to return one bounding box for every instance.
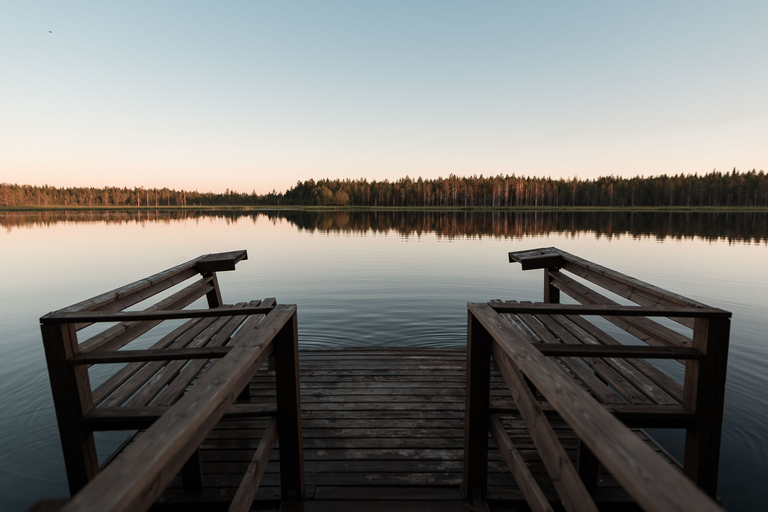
[1,209,766,511]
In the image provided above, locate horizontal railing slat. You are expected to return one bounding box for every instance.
[70,347,231,365]
[43,305,275,324]
[489,302,729,318]
[83,404,277,430]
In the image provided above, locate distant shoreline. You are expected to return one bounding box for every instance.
[2,205,768,213]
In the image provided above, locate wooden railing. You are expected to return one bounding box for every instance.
[39,251,304,512]
[463,247,730,512]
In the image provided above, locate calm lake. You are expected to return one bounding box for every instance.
[1,209,766,511]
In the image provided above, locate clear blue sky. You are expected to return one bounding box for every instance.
[2,1,766,194]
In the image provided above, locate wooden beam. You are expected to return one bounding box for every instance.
[489,302,730,319]
[491,340,598,512]
[69,347,231,365]
[509,247,563,270]
[272,310,305,501]
[461,310,492,501]
[489,414,554,512]
[77,277,216,353]
[228,418,278,512]
[535,342,703,359]
[549,273,695,348]
[40,322,99,495]
[57,305,295,512]
[489,402,696,429]
[544,268,560,304]
[684,317,731,497]
[42,305,275,324]
[557,248,708,309]
[469,303,722,512]
[82,404,278,430]
[54,257,200,314]
[195,250,248,274]
[204,272,224,308]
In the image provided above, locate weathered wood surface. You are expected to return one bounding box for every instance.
[134,347,688,511]
[58,305,296,512]
[507,246,731,499]
[52,250,247,315]
[470,303,722,512]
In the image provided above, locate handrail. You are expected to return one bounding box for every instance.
[43,305,275,323]
[467,302,722,512]
[489,302,730,318]
[53,250,247,314]
[58,305,299,512]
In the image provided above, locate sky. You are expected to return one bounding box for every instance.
[2,1,767,194]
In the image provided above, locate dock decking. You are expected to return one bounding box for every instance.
[154,347,671,511]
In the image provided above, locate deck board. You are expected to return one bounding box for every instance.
[146,347,677,511]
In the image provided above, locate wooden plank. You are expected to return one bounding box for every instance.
[98,316,222,408]
[58,305,294,512]
[683,317,730,497]
[489,302,728,319]
[152,305,265,407]
[556,248,708,309]
[563,314,684,403]
[461,310,492,501]
[489,414,554,512]
[558,248,708,328]
[204,272,224,308]
[509,247,563,270]
[490,338,599,512]
[90,318,207,405]
[544,268,560,304]
[549,271,695,348]
[535,313,654,406]
[125,312,245,407]
[44,305,274,324]
[70,346,231,364]
[195,250,248,273]
[272,310,305,501]
[534,342,702,359]
[548,314,680,405]
[509,311,624,406]
[40,322,99,495]
[54,256,200,314]
[229,418,277,512]
[83,404,277,430]
[470,303,722,512]
[78,276,216,353]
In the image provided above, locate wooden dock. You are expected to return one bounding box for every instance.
[150,346,687,512]
[35,248,732,512]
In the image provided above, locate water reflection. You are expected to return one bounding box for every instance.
[2,209,768,243]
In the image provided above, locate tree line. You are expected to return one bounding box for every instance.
[2,169,767,208]
[3,209,767,244]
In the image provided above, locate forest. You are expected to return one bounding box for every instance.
[2,169,767,208]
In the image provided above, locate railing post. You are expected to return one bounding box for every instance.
[203,272,224,308]
[462,308,492,502]
[684,316,730,497]
[544,268,560,304]
[273,309,305,502]
[40,322,99,495]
